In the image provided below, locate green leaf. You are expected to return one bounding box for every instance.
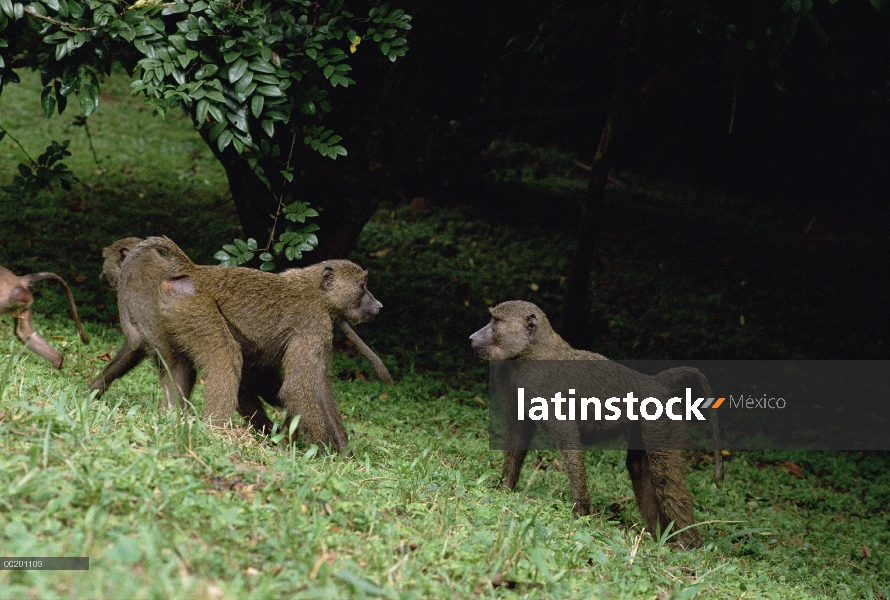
[259,252,273,262]
[217,128,234,151]
[0,0,13,17]
[169,35,187,52]
[196,99,209,125]
[209,121,226,141]
[260,261,275,271]
[229,58,248,83]
[251,94,264,118]
[257,85,283,97]
[214,250,231,262]
[250,59,275,74]
[234,70,254,94]
[40,86,56,119]
[78,83,98,116]
[261,120,274,138]
[43,0,58,10]
[194,64,219,80]
[323,65,334,79]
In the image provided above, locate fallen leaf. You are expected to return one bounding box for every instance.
[778,461,804,478]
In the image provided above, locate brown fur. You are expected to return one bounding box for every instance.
[89,237,186,403]
[124,236,382,452]
[470,300,724,549]
[90,237,392,404]
[0,266,89,369]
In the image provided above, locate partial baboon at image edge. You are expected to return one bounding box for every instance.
[0,266,90,369]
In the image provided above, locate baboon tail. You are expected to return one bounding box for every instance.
[128,236,195,277]
[660,367,725,488]
[26,272,90,344]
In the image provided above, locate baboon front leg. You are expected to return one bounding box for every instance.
[89,342,145,396]
[556,436,591,517]
[317,380,348,451]
[500,419,535,491]
[280,336,337,451]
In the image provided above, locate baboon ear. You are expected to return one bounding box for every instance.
[526,313,537,336]
[321,266,335,290]
[119,247,129,261]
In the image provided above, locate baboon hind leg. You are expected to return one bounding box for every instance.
[157,354,196,411]
[89,342,145,396]
[627,425,661,538]
[172,311,241,424]
[646,449,701,549]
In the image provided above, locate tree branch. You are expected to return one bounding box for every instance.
[23,8,100,32]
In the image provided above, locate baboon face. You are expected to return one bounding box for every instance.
[100,237,143,288]
[0,267,34,316]
[470,300,540,360]
[320,261,382,323]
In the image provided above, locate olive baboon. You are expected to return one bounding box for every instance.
[89,237,180,401]
[0,266,90,369]
[123,236,382,451]
[470,300,724,549]
[90,237,392,403]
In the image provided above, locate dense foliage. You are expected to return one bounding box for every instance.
[0,0,410,266]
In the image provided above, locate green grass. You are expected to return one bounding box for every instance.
[0,71,888,598]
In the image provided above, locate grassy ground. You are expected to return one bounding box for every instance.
[0,71,888,598]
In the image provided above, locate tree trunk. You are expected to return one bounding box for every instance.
[561,91,626,347]
[561,0,638,347]
[198,126,390,266]
[198,128,278,246]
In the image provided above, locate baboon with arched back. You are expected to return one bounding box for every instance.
[470,300,723,549]
[90,237,392,408]
[123,236,383,451]
[89,237,187,403]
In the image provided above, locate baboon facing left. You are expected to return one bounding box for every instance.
[121,236,383,452]
[471,300,723,549]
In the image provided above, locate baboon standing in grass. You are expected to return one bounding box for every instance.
[121,236,383,451]
[0,266,89,369]
[471,300,723,549]
[91,237,392,423]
